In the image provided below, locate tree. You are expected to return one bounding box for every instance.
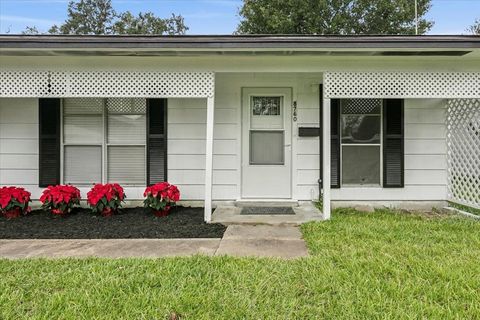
[468,19,480,35]
[49,0,115,34]
[22,26,40,35]
[113,12,187,35]
[25,0,187,35]
[237,0,433,35]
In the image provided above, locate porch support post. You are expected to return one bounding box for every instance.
[322,97,331,220]
[204,95,215,222]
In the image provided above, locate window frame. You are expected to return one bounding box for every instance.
[61,98,147,186]
[339,99,384,187]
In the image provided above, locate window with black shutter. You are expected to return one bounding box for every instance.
[326,98,404,189]
[330,99,341,188]
[383,99,404,187]
[39,98,61,187]
[147,99,168,185]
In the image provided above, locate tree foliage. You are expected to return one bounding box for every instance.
[468,19,480,35]
[237,0,433,35]
[26,0,187,35]
[112,12,187,35]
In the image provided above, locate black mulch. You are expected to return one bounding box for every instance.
[0,207,226,239]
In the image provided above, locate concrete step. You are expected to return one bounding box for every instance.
[235,200,299,208]
[212,202,323,226]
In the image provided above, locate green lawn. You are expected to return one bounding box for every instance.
[1,208,480,319]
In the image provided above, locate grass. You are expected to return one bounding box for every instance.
[448,201,480,216]
[1,208,480,319]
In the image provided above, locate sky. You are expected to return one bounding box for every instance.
[0,0,479,35]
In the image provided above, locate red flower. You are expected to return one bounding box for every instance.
[40,185,81,215]
[143,182,180,215]
[87,183,125,216]
[0,186,31,217]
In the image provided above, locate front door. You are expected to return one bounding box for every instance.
[241,88,292,198]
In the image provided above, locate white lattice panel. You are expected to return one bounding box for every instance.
[325,72,480,98]
[341,98,382,114]
[0,70,215,98]
[446,99,480,209]
[107,98,146,114]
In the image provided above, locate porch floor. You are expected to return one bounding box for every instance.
[211,201,324,226]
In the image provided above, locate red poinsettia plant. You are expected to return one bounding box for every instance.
[40,185,81,216]
[87,183,125,216]
[0,186,31,219]
[143,182,180,217]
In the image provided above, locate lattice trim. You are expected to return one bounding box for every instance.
[0,70,215,98]
[446,99,480,209]
[325,72,480,98]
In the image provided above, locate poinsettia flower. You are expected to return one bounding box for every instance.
[86,183,125,216]
[0,186,31,215]
[40,185,80,215]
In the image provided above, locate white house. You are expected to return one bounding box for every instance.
[0,35,479,222]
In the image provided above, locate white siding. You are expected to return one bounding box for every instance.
[0,82,449,203]
[0,98,42,198]
[167,98,238,200]
[331,98,447,201]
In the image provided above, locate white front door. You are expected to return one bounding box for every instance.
[241,88,292,199]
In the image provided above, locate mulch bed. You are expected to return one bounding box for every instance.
[0,207,226,239]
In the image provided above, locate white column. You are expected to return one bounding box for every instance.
[322,97,331,220]
[204,95,215,222]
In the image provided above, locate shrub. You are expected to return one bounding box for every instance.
[143,182,180,216]
[0,186,31,219]
[40,185,81,215]
[87,183,125,216]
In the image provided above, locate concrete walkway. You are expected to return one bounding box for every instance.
[0,225,308,260]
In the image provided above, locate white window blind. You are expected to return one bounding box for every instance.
[63,98,103,144]
[107,146,146,185]
[107,98,146,144]
[64,146,102,185]
[63,98,147,186]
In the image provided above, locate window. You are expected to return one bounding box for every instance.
[63,98,147,185]
[252,96,281,116]
[250,130,284,165]
[249,96,285,165]
[340,99,382,185]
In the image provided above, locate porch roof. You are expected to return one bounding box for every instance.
[1,35,479,57]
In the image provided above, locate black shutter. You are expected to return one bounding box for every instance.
[147,98,168,185]
[331,99,341,188]
[383,99,404,188]
[39,98,61,187]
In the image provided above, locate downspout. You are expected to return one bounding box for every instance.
[319,84,323,199]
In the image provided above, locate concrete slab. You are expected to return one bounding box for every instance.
[223,225,303,240]
[0,239,221,259]
[0,225,312,260]
[212,201,323,226]
[235,200,299,207]
[216,225,309,259]
[216,239,308,259]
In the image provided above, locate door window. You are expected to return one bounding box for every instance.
[249,96,284,165]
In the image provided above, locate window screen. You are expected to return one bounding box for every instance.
[108,146,146,185]
[250,130,284,165]
[342,146,381,185]
[107,98,146,144]
[341,99,382,186]
[63,98,147,186]
[64,146,102,185]
[63,98,103,144]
